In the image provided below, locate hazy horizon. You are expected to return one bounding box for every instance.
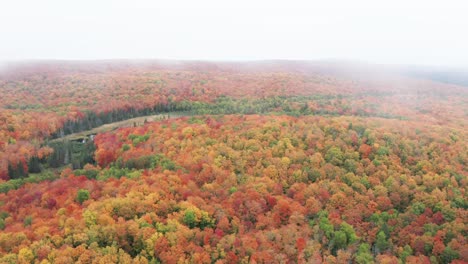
[1,0,467,67]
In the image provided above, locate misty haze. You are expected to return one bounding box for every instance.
[0,1,466,263]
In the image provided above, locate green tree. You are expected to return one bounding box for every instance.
[76,189,90,204]
[344,159,357,173]
[399,245,413,263]
[325,147,344,166]
[183,210,197,228]
[182,207,214,230]
[331,222,359,254]
[0,219,5,230]
[332,230,347,252]
[355,243,374,264]
[318,213,334,239]
[441,246,460,264]
[375,231,389,253]
[340,222,358,244]
[411,202,426,215]
[28,156,42,173]
[23,215,33,227]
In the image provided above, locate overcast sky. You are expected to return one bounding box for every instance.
[1,0,467,67]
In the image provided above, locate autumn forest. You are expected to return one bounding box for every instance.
[0,61,466,263]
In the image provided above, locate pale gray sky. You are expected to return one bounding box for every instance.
[1,0,467,66]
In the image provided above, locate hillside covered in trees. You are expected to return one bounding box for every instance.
[0,61,466,263]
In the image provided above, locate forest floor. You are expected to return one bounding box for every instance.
[49,112,185,143]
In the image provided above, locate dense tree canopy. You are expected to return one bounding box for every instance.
[0,114,466,263]
[0,61,466,179]
[0,61,466,263]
